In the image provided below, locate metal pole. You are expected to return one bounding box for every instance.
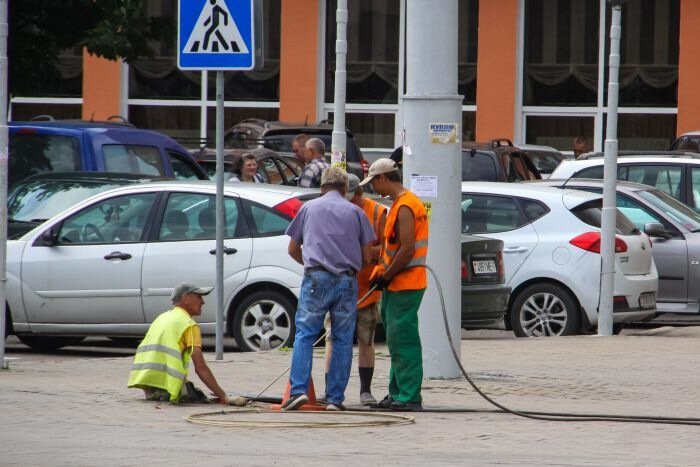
[0,0,8,369]
[201,70,208,146]
[215,71,225,358]
[330,0,347,171]
[394,0,406,148]
[598,1,624,336]
[404,0,462,378]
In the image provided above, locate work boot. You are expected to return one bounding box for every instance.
[360,392,377,406]
[281,393,308,411]
[390,400,423,412]
[369,394,393,409]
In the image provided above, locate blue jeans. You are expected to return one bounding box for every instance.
[289,270,358,405]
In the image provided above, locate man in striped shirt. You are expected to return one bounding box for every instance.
[297,137,330,188]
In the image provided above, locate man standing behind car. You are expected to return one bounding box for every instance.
[292,133,309,164]
[283,167,375,411]
[297,137,330,188]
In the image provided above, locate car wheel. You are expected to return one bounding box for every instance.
[17,335,85,350]
[510,283,580,337]
[232,290,296,352]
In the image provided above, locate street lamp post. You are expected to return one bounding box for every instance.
[598,0,625,336]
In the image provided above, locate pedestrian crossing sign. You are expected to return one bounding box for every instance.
[178,0,255,70]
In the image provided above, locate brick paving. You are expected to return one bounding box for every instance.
[1,327,699,466]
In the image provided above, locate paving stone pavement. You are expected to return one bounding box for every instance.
[1,327,699,466]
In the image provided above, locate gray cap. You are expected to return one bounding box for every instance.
[171,282,214,304]
[347,173,361,194]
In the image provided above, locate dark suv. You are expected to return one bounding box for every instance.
[224,119,370,181]
[462,139,541,182]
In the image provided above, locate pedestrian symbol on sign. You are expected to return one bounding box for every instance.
[184,0,249,54]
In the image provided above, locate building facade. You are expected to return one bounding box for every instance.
[10,0,700,154]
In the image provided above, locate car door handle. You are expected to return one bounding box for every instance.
[209,247,238,255]
[104,251,132,260]
[503,246,528,254]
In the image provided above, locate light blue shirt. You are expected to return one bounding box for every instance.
[286,191,375,274]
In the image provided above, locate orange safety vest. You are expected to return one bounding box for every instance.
[357,198,387,308]
[375,190,428,291]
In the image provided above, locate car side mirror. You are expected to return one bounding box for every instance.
[38,227,59,246]
[644,222,668,238]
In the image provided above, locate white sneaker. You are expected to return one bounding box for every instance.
[360,392,377,406]
[326,403,346,411]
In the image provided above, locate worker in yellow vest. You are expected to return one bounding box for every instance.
[360,158,429,412]
[128,282,245,406]
[323,173,387,406]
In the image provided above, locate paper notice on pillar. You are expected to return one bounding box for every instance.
[411,175,438,198]
[429,123,459,144]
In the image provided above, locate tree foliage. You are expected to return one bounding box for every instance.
[9,0,173,95]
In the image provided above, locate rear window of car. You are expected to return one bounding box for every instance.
[569,199,640,235]
[9,133,81,187]
[103,145,164,177]
[462,151,497,181]
[461,194,528,234]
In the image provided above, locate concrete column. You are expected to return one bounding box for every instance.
[279,0,321,122]
[677,0,700,135]
[475,0,519,141]
[82,50,122,121]
[403,0,462,378]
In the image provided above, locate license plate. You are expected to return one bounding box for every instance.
[639,292,656,309]
[472,260,497,275]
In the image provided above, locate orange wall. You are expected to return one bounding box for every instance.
[677,0,700,135]
[278,0,319,122]
[475,0,519,141]
[82,50,122,121]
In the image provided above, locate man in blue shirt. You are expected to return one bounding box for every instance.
[284,167,376,411]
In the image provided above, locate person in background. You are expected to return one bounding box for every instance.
[229,153,263,182]
[292,134,310,164]
[283,167,375,411]
[573,137,591,159]
[297,137,330,188]
[128,282,246,406]
[323,173,387,406]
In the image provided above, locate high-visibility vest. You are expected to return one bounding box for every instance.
[358,198,387,308]
[375,190,429,291]
[127,308,196,403]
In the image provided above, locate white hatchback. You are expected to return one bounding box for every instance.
[461,182,658,336]
[5,180,318,351]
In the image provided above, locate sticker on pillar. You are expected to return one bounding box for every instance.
[423,202,432,220]
[410,175,438,198]
[429,123,459,144]
[331,146,346,171]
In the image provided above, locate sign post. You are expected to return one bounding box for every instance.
[178,0,255,359]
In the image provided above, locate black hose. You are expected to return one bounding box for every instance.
[374,264,700,426]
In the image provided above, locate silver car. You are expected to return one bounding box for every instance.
[536,179,700,320]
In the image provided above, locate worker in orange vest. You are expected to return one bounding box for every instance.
[360,158,429,412]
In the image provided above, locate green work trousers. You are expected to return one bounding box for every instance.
[381,288,425,403]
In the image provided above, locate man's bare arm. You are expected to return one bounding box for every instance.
[288,238,303,265]
[190,347,227,404]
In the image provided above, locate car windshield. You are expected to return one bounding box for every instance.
[8,180,124,222]
[523,151,565,175]
[637,188,700,232]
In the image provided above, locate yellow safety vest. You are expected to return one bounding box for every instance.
[127,308,196,403]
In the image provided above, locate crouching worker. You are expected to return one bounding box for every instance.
[128,282,246,406]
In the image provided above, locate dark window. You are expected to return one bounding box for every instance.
[168,151,204,180]
[58,193,157,244]
[519,199,549,222]
[573,165,605,179]
[462,151,497,181]
[461,194,527,234]
[241,199,291,237]
[9,133,81,187]
[103,145,164,176]
[569,199,639,235]
[158,193,245,240]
